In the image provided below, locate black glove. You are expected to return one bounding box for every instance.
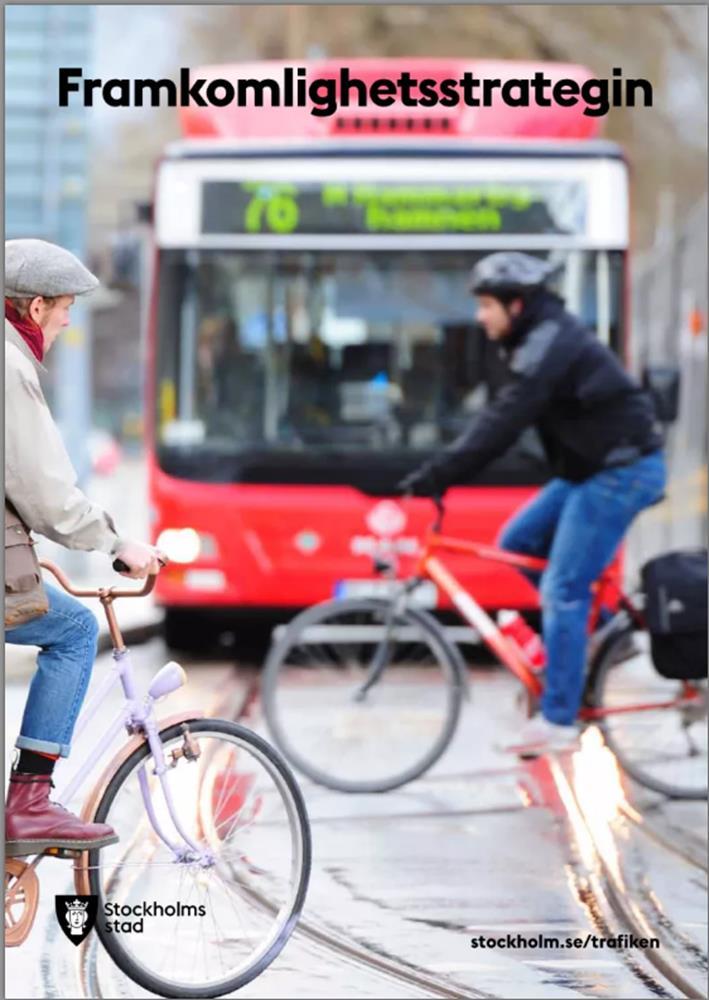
[396,465,442,497]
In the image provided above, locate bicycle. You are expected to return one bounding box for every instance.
[5,560,311,999]
[262,497,707,799]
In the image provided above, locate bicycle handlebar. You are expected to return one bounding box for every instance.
[400,490,445,531]
[39,560,160,599]
[371,493,445,578]
[431,494,446,533]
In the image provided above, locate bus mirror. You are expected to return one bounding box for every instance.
[642,364,681,424]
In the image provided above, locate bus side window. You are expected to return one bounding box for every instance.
[340,343,392,381]
[441,324,488,412]
[287,337,335,432]
[399,341,441,445]
[402,342,440,408]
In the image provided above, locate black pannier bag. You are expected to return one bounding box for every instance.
[640,549,708,681]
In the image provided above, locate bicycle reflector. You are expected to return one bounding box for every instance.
[148,661,187,701]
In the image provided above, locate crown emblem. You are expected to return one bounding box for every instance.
[56,893,97,944]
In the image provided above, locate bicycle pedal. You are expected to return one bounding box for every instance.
[43,846,83,860]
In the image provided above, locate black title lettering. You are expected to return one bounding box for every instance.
[56,66,654,119]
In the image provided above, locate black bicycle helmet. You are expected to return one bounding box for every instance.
[468,252,560,299]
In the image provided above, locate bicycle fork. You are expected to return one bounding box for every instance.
[79,648,216,868]
[137,714,215,867]
[354,582,421,702]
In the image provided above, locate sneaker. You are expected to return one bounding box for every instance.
[499,716,580,757]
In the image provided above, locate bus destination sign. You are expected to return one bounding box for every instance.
[201,180,586,237]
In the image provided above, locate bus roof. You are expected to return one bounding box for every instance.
[164,138,624,162]
[178,59,605,144]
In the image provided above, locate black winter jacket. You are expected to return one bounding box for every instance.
[424,291,663,490]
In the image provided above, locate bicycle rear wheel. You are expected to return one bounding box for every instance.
[590,625,708,799]
[262,597,465,793]
[87,718,311,999]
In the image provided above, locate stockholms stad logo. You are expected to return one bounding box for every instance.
[55,895,98,945]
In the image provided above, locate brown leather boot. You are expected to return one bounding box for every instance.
[5,773,118,857]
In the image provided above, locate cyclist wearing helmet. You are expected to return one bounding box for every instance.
[399,251,666,753]
[5,239,166,857]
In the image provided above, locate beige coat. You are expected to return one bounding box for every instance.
[5,319,120,555]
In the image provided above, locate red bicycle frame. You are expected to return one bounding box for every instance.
[411,520,700,719]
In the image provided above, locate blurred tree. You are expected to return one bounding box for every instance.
[88,4,707,250]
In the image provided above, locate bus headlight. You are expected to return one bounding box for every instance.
[156,528,217,563]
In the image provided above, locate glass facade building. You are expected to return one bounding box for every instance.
[5,5,95,481]
[5,4,93,240]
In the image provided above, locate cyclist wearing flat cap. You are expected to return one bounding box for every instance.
[399,251,666,753]
[4,238,165,857]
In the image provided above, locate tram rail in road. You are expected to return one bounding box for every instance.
[549,749,708,1000]
[61,662,708,1000]
[617,799,708,875]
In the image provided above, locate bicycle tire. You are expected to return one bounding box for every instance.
[88,718,311,999]
[589,625,708,800]
[262,597,466,793]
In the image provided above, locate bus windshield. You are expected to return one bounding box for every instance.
[155,248,623,486]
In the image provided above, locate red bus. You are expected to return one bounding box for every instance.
[147,59,629,649]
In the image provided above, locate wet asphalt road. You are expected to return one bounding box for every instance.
[5,639,707,1000]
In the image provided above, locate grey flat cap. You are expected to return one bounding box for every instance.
[5,239,99,298]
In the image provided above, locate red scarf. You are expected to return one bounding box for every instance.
[5,299,45,362]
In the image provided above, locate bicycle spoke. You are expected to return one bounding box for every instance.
[204,882,228,976]
[86,722,308,995]
[597,632,707,797]
[210,745,238,827]
[263,598,462,792]
[210,867,259,943]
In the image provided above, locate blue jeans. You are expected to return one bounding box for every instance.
[497,450,667,725]
[6,582,99,757]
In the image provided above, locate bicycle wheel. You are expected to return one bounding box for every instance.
[87,718,311,999]
[590,625,708,799]
[262,597,466,793]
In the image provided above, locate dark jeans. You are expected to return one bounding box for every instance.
[497,451,667,724]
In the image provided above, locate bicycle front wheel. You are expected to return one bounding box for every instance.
[262,598,465,793]
[87,718,311,999]
[590,626,708,800]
